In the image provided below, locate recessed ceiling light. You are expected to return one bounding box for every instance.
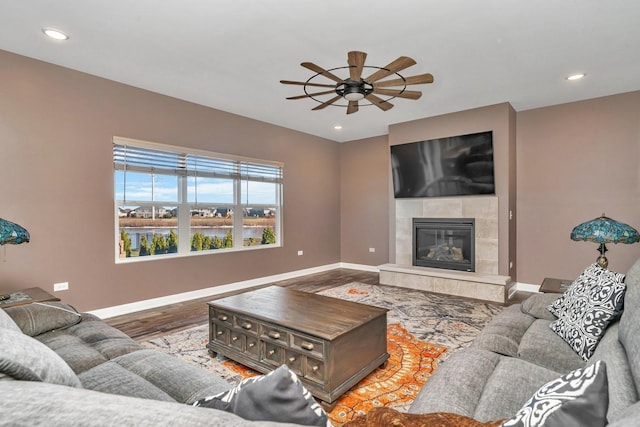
[566,73,586,81]
[334,125,343,130]
[42,28,69,41]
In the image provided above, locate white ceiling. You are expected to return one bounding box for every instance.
[2,1,639,143]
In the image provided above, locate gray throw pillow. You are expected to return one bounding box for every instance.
[0,327,82,387]
[193,364,331,426]
[4,302,82,336]
[0,308,21,332]
[502,360,608,427]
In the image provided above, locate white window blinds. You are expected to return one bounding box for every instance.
[113,141,283,183]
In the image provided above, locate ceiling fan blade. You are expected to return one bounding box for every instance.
[286,90,337,100]
[365,94,394,111]
[348,51,367,82]
[374,73,434,88]
[280,80,336,88]
[372,88,422,100]
[347,101,359,114]
[301,62,344,83]
[364,56,416,83]
[312,95,342,111]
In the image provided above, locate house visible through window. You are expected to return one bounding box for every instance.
[113,137,283,261]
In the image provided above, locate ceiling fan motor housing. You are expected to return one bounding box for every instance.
[336,79,373,101]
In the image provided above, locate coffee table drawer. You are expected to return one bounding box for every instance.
[235,315,257,335]
[284,349,304,376]
[211,323,229,345]
[263,342,284,367]
[245,335,260,359]
[305,357,325,384]
[291,333,323,360]
[229,331,244,351]
[261,324,288,345]
[211,308,233,326]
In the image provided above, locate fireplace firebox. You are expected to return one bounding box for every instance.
[413,218,475,272]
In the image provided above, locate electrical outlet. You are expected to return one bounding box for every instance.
[53,282,69,292]
[369,247,376,253]
[297,250,303,256]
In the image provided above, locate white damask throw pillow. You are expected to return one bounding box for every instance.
[502,360,608,427]
[549,265,626,361]
[548,263,625,319]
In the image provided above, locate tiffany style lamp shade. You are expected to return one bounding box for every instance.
[570,215,640,268]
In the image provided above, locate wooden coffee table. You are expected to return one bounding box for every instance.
[207,286,389,403]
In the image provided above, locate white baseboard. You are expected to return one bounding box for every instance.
[88,262,380,319]
[507,282,541,299]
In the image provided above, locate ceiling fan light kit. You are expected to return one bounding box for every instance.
[280,51,433,114]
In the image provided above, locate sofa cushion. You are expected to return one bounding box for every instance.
[4,302,82,336]
[36,315,143,374]
[618,258,640,398]
[520,293,560,321]
[193,364,330,426]
[0,307,21,332]
[549,270,626,361]
[408,348,561,422]
[0,327,82,387]
[79,349,231,404]
[502,360,608,427]
[472,305,535,357]
[517,320,585,373]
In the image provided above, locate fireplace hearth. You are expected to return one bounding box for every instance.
[413,218,475,272]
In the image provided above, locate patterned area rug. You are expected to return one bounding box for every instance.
[142,283,501,425]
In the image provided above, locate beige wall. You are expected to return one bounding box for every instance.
[516,91,640,284]
[0,50,340,311]
[339,135,390,265]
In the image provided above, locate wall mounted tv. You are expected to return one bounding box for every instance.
[391,130,495,198]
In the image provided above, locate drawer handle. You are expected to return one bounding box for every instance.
[217,314,228,321]
[231,336,238,342]
[288,356,296,363]
[268,331,281,340]
[241,322,253,330]
[311,365,319,372]
[268,349,275,356]
[217,331,224,336]
[301,342,314,351]
[248,342,255,348]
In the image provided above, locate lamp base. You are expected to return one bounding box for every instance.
[596,254,608,269]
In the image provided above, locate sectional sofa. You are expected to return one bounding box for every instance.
[409,257,640,426]
[0,301,327,426]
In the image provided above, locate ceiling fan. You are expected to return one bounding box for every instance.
[280,51,434,114]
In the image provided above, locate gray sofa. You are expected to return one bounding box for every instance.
[0,302,306,426]
[408,257,640,426]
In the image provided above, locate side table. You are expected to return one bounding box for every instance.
[0,287,60,308]
[539,278,573,294]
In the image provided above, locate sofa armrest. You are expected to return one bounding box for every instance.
[4,302,82,336]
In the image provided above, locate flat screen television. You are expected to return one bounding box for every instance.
[391,130,495,198]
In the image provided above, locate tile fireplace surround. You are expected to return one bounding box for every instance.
[380,196,512,303]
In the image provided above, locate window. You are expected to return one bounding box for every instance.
[114,137,283,261]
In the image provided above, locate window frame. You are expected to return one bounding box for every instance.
[114,137,283,263]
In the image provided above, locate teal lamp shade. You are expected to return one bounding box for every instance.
[571,215,640,268]
[0,218,30,245]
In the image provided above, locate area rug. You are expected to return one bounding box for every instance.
[142,283,501,425]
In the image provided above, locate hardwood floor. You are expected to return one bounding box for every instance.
[106,268,379,341]
[106,268,532,342]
